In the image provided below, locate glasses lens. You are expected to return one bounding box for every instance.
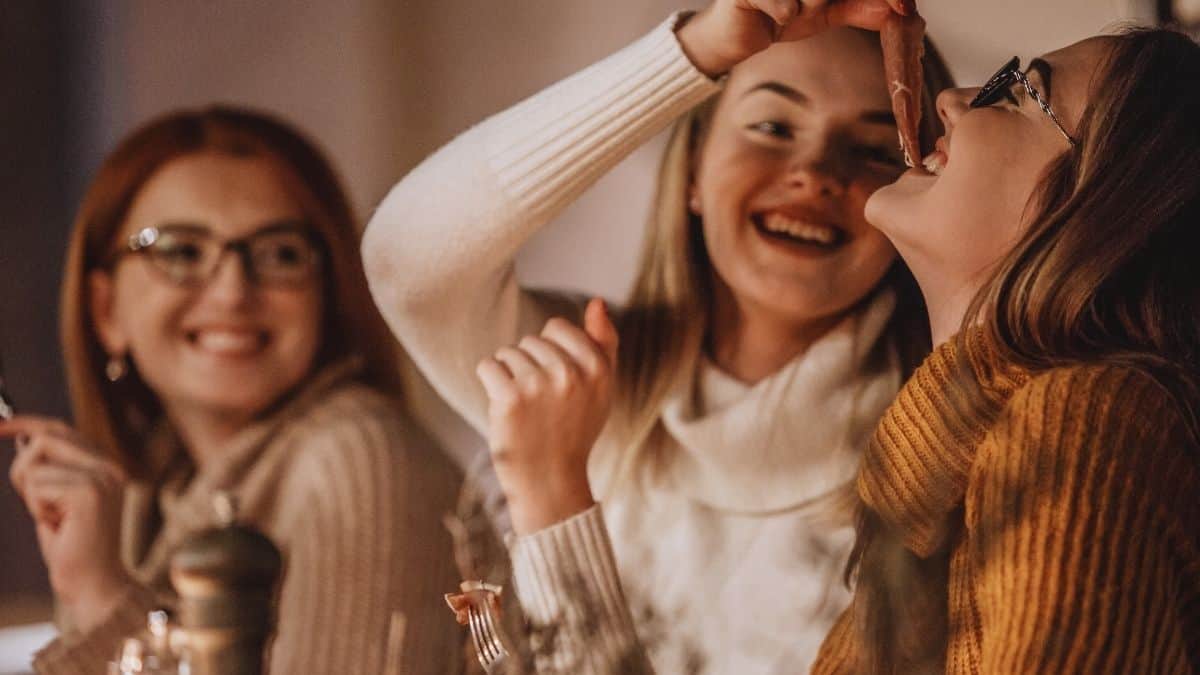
[145,228,218,284]
[248,230,320,283]
[970,56,1020,109]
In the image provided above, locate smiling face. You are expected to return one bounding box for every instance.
[692,28,905,326]
[90,151,324,425]
[866,37,1116,301]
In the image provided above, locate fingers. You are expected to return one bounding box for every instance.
[8,427,123,500]
[749,0,802,26]
[518,335,580,386]
[582,298,619,369]
[476,358,517,405]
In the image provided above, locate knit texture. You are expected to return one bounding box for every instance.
[33,362,464,675]
[362,14,907,673]
[812,334,1200,673]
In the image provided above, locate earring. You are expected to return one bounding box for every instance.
[105,354,128,382]
[687,191,702,215]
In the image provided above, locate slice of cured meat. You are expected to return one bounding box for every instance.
[881,11,926,168]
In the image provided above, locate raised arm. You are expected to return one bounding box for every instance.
[361,14,720,435]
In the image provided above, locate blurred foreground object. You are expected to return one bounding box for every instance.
[169,493,282,675]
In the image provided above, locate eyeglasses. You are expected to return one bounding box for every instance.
[970,56,1075,146]
[119,222,323,287]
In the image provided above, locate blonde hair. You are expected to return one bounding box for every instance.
[61,106,404,479]
[603,33,955,493]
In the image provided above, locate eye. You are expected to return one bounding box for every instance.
[254,234,315,269]
[154,237,205,263]
[747,121,794,140]
[850,144,904,168]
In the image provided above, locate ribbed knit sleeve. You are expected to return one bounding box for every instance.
[32,584,160,674]
[969,365,1200,673]
[362,13,720,438]
[268,390,462,675]
[509,506,654,674]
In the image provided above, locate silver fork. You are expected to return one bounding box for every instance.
[467,600,509,673]
[453,581,510,673]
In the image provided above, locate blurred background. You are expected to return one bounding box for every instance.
[0,0,1193,641]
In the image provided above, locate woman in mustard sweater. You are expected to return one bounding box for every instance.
[469,3,1200,673]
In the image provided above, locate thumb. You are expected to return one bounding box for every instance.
[583,298,619,369]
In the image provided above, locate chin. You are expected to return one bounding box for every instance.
[864,171,933,240]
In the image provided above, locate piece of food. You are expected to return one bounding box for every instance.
[881,11,927,168]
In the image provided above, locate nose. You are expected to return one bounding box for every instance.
[785,153,846,200]
[936,87,977,134]
[203,249,256,307]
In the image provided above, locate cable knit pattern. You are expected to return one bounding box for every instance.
[813,335,1200,674]
[32,362,464,675]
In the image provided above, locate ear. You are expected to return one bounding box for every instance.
[88,269,127,356]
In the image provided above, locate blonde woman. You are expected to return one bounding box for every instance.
[364,1,950,672]
[3,107,462,674]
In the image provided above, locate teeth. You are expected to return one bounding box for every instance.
[922,152,946,176]
[193,330,263,355]
[761,213,838,245]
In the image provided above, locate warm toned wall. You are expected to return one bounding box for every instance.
[0,0,1154,620]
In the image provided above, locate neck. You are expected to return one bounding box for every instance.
[909,263,985,347]
[707,281,845,384]
[165,403,256,470]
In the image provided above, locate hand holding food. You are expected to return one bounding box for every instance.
[677,0,913,77]
[881,9,927,167]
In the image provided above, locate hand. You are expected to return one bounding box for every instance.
[677,0,914,77]
[476,298,619,534]
[4,416,132,633]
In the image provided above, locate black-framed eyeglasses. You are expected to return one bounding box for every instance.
[970,56,1075,146]
[118,221,323,287]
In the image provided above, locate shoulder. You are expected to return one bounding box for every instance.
[998,363,1190,450]
[273,381,461,500]
[975,363,1198,525]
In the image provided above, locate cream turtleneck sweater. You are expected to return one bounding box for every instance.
[363,15,907,674]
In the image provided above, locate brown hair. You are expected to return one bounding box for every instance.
[847,28,1200,673]
[61,106,404,477]
[599,34,954,491]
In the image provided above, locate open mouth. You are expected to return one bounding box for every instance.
[185,328,269,357]
[751,211,846,250]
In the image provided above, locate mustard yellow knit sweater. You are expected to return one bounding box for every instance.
[812,334,1200,673]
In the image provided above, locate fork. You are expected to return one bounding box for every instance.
[467,600,509,673]
[452,581,510,674]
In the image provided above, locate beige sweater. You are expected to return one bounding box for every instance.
[364,15,907,674]
[33,360,465,675]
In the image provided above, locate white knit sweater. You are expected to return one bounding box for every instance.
[364,15,903,674]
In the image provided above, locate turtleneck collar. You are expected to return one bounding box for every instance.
[656,290,903,515]
[856,329,1027,557]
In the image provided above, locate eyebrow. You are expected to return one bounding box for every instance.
[1027,57,1054,101]
[153,218,309,237]
[741,81,897,125]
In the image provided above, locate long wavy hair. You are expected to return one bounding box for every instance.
[846,28,1200,673]
[600,33,955,493]
[61,106,404,479]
